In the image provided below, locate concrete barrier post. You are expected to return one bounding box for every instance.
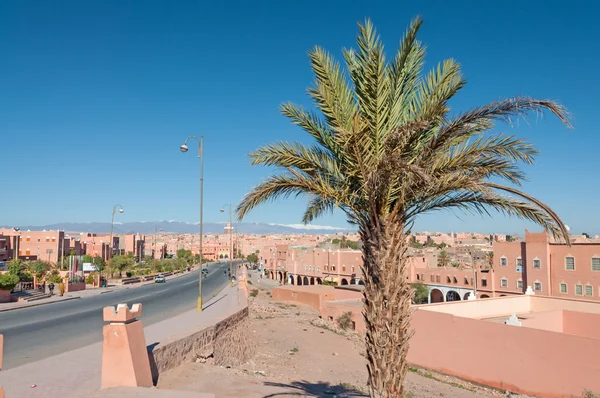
[101,303,153,389]
[0,334,5,397]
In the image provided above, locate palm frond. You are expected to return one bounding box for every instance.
[307,46,357,133]
[302,195,336,224]
[250,141,340,177]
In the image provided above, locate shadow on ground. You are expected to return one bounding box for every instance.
[262,380,368,397]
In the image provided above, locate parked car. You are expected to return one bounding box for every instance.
[155,275,166,283]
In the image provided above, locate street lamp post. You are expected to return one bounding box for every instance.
[180,136,204,312]
[220,204,233,287]
[153,224,163,274]
[108,204,124,280]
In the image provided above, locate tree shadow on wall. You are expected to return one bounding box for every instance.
[262,380,368,397]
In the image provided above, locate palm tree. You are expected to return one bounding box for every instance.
[485,251,494,269]
[236,18,571,397]
[438,250,450,267]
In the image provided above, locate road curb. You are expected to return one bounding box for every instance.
[0,296,81,313]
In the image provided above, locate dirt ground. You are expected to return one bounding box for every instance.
[158,279,522,397]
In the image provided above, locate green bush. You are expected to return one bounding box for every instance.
[125,271,133,278]
[250,289,259,298]
[0,273,20,291]
[322,280,337,286]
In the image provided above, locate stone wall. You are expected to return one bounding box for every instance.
[213,306,254,366]
[148,305,252,384]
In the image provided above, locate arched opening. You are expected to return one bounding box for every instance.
[453,277,458,284]
[278,271,283,282]
[288,274,294,285]
[446,290,461,301]
[303,276,309,285]
[297,275,302,285]
[430,288,444,303]
[500,294,507,297]
[463,292,471,300]
[316,277,322,285]
[270,271,274,280]
[446,276,451,283]
[480,294,490,299]
[416,274,420,281]
[310,277,315,285]
[341,278,349,285]
[357,279,365,286]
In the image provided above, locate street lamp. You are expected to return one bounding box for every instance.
[220,204,233,287]
[153,224,163,274]
[108,204,124,281]
[180,136,204,312]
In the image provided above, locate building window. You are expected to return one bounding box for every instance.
[481,279,488,287]
[45,237,50,242]
[533,259,541,268]
[464,277,469,285]
[435,275,440,283]
[26,237,30,242]
[534,282,542,291]
[560,283,567,293]
[317,266,320,272]
[585,285,593,297]
[500,257,507,266]
[446,276,451,283]
[592,258,600,271]
[453,276,458,284]
[516,257,522,267]
[575,284,583,296]
[430,275,435,282]
[342,266,346,272]
[517,280,524,289]
[565,257,575,270]
[332,265,335,271]
[501,278,508,288]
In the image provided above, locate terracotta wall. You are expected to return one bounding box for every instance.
[562,310,600,339]
[321,301,365,334]
[271,288,328,311]
[417,295,532,319]
[408,309,600,397]
[520,310,563,333]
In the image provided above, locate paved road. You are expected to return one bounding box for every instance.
[0,261,237,369]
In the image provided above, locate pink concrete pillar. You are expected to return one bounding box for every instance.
[101,303,152,389]
[0,334,4,397]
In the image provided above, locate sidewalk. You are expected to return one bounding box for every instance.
[0,267,200,312]
[0,283,242,398]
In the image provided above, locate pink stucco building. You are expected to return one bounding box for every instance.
[410,230,600,303]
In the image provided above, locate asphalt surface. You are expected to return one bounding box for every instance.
[0,261,236,369]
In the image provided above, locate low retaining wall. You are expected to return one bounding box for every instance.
[0,290,11,303]
[147,293,253,383]
[66,282,86,293]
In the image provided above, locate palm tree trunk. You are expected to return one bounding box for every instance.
[361,214,413,398]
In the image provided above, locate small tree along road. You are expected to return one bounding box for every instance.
[236,17,571,397]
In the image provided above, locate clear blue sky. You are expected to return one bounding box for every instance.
[1,1,598,235]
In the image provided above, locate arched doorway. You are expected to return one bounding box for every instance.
[341,278,349,285]
[416,274,420,281]
[316,277,322,284]
[270,271,274,280]
[303,276,309,285]
[480,294,490,299]
[278,271,283,282]
[297,275,302,285]
[446,290,461,302]
[357,279,365,286]
[288,275,294,285]
[463,292,472,300]
[310,277,315,285]
[430,288,444,303]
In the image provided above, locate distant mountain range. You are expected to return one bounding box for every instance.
[2,221,351,235]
